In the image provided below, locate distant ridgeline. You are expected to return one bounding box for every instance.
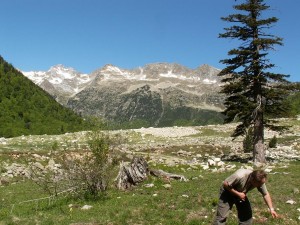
[0,55,93,138]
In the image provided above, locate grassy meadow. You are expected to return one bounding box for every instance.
[0,162,299,224]
[0,120,299,225]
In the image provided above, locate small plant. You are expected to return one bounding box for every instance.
[243,127,254,153]
[268,135,277,148]
[0,165,7,174]
[51,141,59,151]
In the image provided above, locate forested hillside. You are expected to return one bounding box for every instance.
[0,56,90,137]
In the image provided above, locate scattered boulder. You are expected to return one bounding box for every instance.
[81,205,93,210]
[0,177,10,186]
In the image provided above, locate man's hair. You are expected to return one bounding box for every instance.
[251,170,267,182]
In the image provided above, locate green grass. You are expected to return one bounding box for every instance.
[0,161,299,224]
[1,120,300,224]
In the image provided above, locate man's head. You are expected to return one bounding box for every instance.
[251,170,267,187]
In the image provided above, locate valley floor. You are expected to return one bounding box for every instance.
[0,119,300,224]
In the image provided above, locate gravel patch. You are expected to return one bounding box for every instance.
[133,126,200,138]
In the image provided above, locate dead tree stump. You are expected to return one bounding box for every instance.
[115,156,187,190]
[116,156,149,190]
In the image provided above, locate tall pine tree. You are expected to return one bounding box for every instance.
[219,0,290,163]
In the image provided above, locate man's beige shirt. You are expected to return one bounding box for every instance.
[225,168,268,195]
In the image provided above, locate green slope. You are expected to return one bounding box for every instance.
[0,55,90,137]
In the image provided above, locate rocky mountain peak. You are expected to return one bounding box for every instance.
[48,64,80,79]
[102,64,118,70]
[195,64,221,77]
[49,64,67,70]
[22,65,92,105]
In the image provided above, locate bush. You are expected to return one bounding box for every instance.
[62,131,113,199]
[29,131,119,200]
[269,135,277,148]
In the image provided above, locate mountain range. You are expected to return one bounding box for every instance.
[22,63,225,127]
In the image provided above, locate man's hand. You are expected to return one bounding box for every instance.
[237,192,247,201]
[270,209,279,218]
[223,181,247,201]
[263,193,279,218]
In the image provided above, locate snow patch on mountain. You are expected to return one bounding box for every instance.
[22,71,46,85]
[203,79,217,84]
[49,77,61,84]
[105,65,123,74]
[160,72,204,82]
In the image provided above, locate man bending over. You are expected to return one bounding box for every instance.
[213,169,278,225]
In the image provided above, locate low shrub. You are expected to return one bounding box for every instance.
[269,135,277,148]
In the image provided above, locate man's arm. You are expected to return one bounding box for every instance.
[263,192,278,218]
[223,181,246,201]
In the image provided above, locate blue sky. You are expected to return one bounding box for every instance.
[1,0,299,81]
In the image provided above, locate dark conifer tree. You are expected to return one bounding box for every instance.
[219,0,290,163]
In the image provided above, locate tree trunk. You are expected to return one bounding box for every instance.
[253,96,266,164]
[252,8,266,165]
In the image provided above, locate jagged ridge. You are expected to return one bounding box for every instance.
[23,63,225,127]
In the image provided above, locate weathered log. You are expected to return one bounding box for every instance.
[115,156,187,190]
[150,169,188,182]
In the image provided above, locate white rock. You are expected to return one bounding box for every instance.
[81,205,93,210]
[217,161,225,167]
[144,183,154,188]
[48,159,56,167]
[32,154,42,159]
[32,162,44,170]
[208,159,216,166]
[211,168,218,173]
[264,168,272,173]
[162,184,172,189]
[286,200,296,204]
[214,158,221,162]
[202,164,209,170]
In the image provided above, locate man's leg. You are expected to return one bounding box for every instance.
[235,197,253,225]
[213,188,234,225]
